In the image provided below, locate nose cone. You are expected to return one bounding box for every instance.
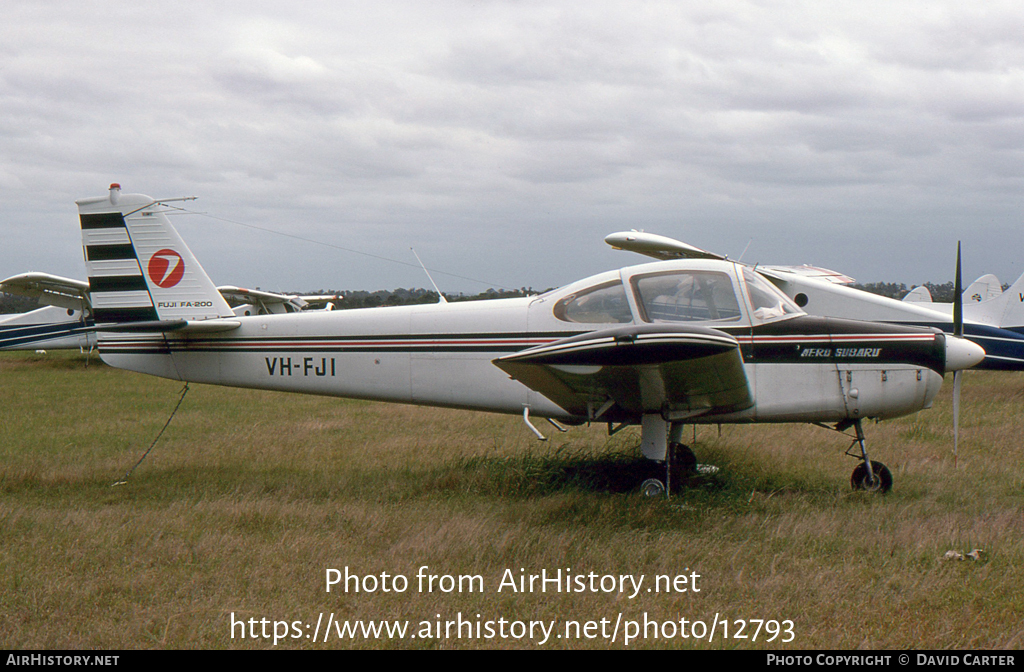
[945,336,985,372]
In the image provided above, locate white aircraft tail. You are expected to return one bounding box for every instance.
[964,273,1002,304]
[902,285,933,303]
[962,270,1024,329]
[77,184,234,325]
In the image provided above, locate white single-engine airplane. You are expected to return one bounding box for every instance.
[0,305,95,351]
[0,273,95,351]
[75,185,984,494]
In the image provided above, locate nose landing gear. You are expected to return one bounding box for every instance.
[845,419,892,494]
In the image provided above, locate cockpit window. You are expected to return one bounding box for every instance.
[743,267,801,322]
[553,281,633,324]
[631,271,742,323]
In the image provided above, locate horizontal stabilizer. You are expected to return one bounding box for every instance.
[93,318,241,333]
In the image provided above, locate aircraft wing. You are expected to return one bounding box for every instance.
[494,324,752,421]
[217,285,306,308]
[758,265,856,285]
[0,272,91,311]
[604,231,725,261]
[298,294,342,308]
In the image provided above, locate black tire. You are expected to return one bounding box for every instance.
[640,478,666,497]
[851,461,893,493]
[670,442,698,473]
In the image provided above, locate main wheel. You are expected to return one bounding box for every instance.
[851,461,892,493]
[640,478,666,497]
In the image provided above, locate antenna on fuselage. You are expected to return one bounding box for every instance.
[411,248,448,304]
[737,238,753,263]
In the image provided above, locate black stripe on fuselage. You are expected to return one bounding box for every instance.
[80,212,126,229]
[171,331,587,343]
[720,316,945,373]
[99,330,588,356]
[86,244,136,261]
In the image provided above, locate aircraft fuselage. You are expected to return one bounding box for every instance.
[97,285,945,425]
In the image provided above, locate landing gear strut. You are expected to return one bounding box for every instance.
[846,419,892,493]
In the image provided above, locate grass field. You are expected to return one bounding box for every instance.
[1,350,1022,649]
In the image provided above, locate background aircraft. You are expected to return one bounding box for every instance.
[217,286,342,315]
[70,185,983,495]
[0,273,94,351]
[0,305,94,351]
[0,272,340,351]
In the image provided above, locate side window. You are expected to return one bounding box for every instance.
[632,271,741,323]
[553,281,633,324]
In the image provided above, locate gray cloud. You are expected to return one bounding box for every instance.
[1,0,1022,293]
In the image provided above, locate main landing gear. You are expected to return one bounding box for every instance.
[638,417,702,497]
[640,442,698,497]
[842,418,892,494]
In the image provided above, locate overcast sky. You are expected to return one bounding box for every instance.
[1,1,1022,293]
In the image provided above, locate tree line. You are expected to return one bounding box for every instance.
[329,287,542,309]
[0,287,542,315]
[851,281,956,303]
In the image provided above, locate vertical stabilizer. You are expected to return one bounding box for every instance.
[963,274,1002,304]
[77,184,234,324]
[963,270,1024,329]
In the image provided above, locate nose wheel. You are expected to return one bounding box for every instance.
[851,460,892,493]
[845,419,893,494]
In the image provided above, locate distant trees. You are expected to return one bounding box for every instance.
[851,282,908,300]
[0,287,550,315]
[0,293,36,314]
[310,287,545,310]
[852,282,956,303]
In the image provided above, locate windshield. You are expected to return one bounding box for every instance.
[743,267,802,322]
[631,270,742,323]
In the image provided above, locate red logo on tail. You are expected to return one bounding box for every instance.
[148,249,185,288]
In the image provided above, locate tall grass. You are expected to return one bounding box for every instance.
[1,351,1021,648]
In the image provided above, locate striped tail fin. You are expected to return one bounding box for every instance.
[77,184,234,325]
